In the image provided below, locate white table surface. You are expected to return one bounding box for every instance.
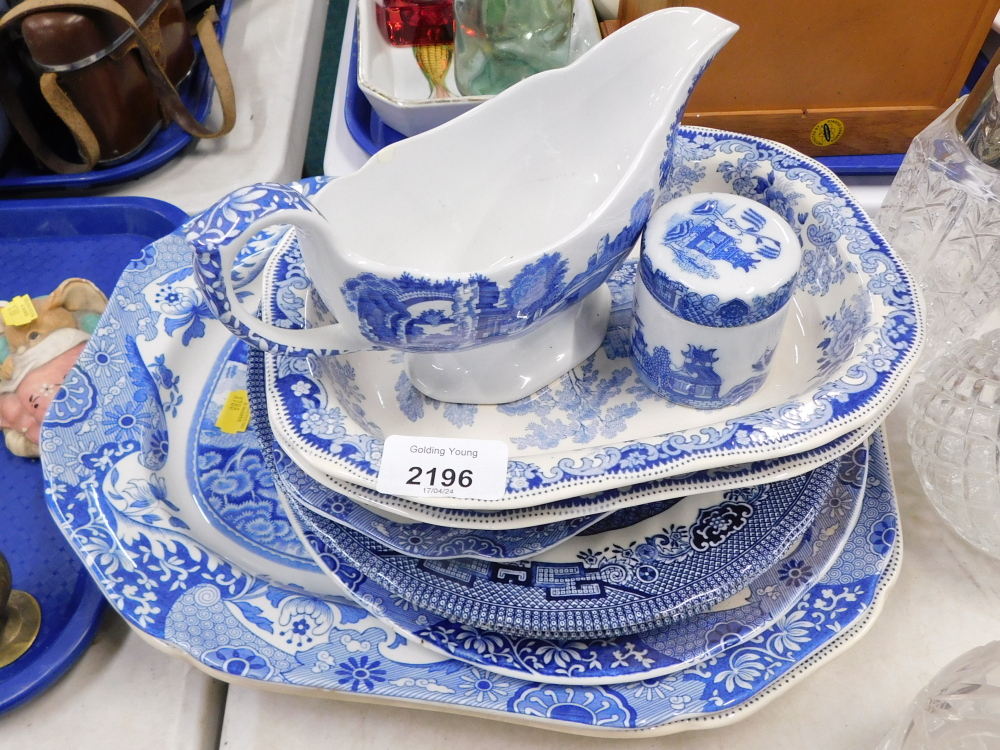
[0,1,326,747]
[0,612,226,750]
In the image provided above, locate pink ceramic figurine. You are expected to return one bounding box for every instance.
[0,279,106,457]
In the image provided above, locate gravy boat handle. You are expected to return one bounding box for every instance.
[187,186,371,357]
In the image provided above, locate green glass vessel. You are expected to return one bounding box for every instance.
[454,0,574,96]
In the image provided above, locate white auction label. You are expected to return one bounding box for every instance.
[376,435,509,501]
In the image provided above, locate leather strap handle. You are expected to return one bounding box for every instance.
[145,3,236,139]
[0,0,234,173]
[38,71,102,169]
[0,61,101,173]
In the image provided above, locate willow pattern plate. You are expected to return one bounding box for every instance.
[286,436,869,683]
[278,451,847,640]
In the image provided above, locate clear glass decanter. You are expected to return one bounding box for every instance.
[878,101,1000,354]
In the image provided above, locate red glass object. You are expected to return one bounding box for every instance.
[375,0,455,46]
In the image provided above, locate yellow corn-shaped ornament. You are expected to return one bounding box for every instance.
[414,43,454,99]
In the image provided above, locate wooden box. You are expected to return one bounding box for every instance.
[616,1,1000,156]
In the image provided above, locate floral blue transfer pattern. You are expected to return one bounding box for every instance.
[244,349,626,563]
[189,338,312,569]
[338,188,652,352]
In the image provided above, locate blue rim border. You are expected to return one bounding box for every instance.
[34,208,902,732]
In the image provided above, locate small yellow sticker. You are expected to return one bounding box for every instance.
[1,295,38,327]
[216,390,251,434]
[810,118,845,147]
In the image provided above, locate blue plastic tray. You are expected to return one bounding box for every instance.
[342,19,989,175]
[0,196,188,713]
[0,0,232,192]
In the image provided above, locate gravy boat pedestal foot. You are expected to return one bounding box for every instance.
[405,284,611,403]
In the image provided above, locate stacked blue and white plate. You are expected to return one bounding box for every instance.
[39,128,921,736]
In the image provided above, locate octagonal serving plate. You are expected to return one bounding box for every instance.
[251,332,887,536]
[245,353,618,561]
[262,133,922,508]
[268,379,891,529]
[37,185,903,736]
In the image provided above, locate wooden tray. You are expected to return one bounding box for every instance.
[618,1,1000,156]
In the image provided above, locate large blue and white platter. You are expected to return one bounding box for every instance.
[37,185,902,736]
[260,226,896,528]
[258,230,886,527]
[260,128,922,509]
[287,437,869,683]
[251,328,876,549]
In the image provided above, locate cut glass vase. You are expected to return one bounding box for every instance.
[878,100,1000,355]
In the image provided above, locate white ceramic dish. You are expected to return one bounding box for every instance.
[631,192,802,409]
[285,450,844,640]
[262,128,924,510]
[357,0,602,137]
[248,235,895,529]
[247,355,617,561]
[272,404,893,529]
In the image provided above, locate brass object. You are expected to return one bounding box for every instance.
[0,550,41,668]
[0,591,42,668]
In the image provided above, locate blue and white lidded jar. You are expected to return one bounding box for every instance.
[630,192,802,409]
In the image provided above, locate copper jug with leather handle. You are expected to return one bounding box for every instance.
[0,0,235,173]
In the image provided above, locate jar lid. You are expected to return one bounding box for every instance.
[640,192,802,328]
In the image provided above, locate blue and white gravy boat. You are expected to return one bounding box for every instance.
[187,9,737,405]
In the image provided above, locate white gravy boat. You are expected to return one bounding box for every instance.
[188,8,737,404]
